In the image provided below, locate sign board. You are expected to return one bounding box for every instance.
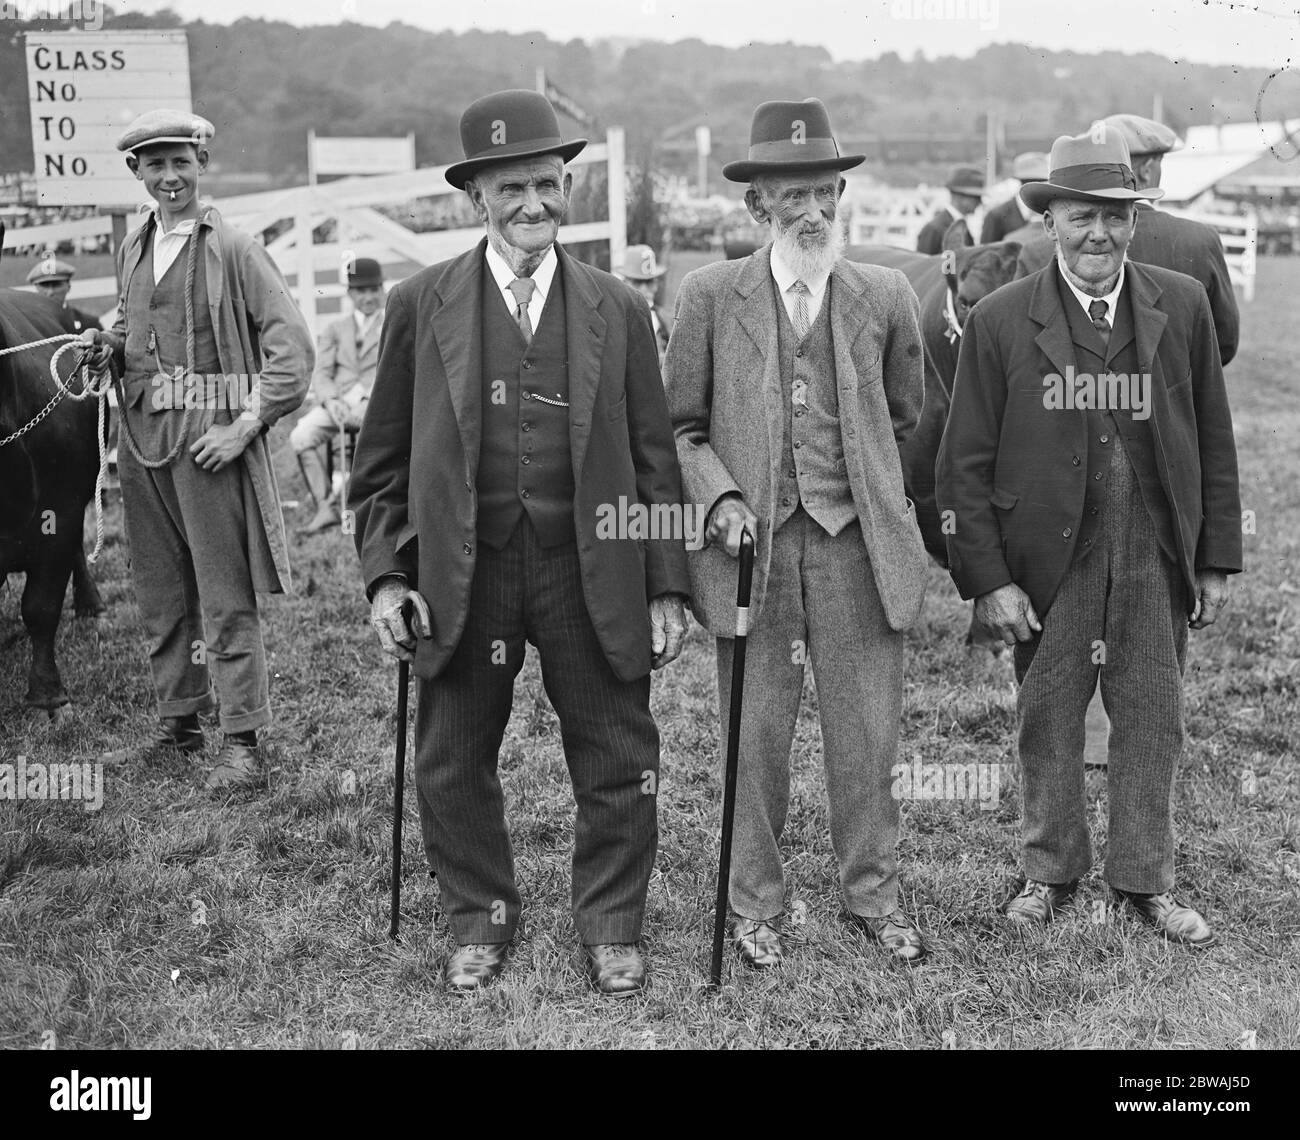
[25,30,192,209]
[309,133,416,182]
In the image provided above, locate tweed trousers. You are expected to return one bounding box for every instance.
[1013,429,1189,893]
[716,506,904,921]
[117,408,271,735]
[413,517,660,946]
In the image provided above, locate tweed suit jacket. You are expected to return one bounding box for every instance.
[311,311,382,405]
[349,238,691,683]
[665,244,930,635]
[935,259,1242,619]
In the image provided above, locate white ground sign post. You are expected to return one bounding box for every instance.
[24,30,193,210]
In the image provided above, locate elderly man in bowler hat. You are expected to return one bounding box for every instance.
[81,110,313,786]
[666,97,931,969]
[917,164,985,255]
[936,130,1241,945]
[349,90,690,995]
[291,256,387,534]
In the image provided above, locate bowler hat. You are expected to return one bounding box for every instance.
[445,89,587,190]
[615,244,667,281]
[345,256,384,289]
[1098,114,1183,158]
[722,98,864,183]
[946,165,986,196]
[117,109,215,153]
[1020,130,1164,212]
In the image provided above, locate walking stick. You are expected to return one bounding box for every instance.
[709,529,755,989]
[389,658,410,940]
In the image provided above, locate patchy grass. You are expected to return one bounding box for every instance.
[1,258,1297,1051]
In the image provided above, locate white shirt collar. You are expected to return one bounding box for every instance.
[769,245,830,306]
[1056,256,1126,325]
[484,241,557,306]
[354,307,381,335]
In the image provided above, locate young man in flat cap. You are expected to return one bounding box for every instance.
[666,97,931,969]
[349,89,690,996]
[917,164,985,255]
[613,244,670,362]
[82,109,313,787]
[936,130,1241,947]
[291,256,386,534]
[27,255,99,334]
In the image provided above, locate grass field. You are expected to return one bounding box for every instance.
[1,255,1296,1051]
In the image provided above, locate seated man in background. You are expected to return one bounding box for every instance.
[291,257,386,534]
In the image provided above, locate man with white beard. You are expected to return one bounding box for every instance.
[665,98,932,969]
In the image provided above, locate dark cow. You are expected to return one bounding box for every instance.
[1,286,104,719]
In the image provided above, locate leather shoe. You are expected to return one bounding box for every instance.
[204,736,260,790]
[730,915,783,968]
[298,501,340,535]
[100,715,204,764]
[444,943,508,992]
[1115,889,1216,948]
[585,943,647,995]
[1005,879,1077,925]
[849,910,928,964]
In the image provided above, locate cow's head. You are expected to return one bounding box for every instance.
[940,219,1021,335]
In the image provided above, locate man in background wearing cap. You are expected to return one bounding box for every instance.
[290,257,386,534]
[917,164,985,255]
[82,110,313,787]
[349,89,690,996]
[667,97,931,970]
[613,244,670,362]
[27,255,99,334]
[936,129,1241,947]
[1102,113,1239,366]
[981,152,1050,245]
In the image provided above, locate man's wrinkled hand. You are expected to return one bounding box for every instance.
[189,419,259,472]
[707,496,757,558]
[1190,570,1230,630]
[370,577,433,662]
[649,593,688,669]
[76,328,112,372]
[974,583,1042,646]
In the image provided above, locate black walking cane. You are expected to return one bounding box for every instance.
[388,658,410,940]
[709,529,755,989]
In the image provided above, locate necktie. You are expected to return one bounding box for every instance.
[1088,298,1111,353]
[508,277,536,344]
[789,279,811,341]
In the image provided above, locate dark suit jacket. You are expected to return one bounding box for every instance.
[917,206,972,255]
[980,196,1025,245]
[349,238,691,683]
[935,260,1242,619]
[1128,203,1239,366]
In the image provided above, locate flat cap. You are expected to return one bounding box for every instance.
[1098,114,1183,157]
[117,109,215,154]
[27,256,76,284]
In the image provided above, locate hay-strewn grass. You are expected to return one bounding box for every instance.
[1,257,1296,1051]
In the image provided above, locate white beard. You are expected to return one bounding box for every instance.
[769,211,846,281]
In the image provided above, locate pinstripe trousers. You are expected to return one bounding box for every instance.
[1013,429,1189,893]
[413,517,660,946]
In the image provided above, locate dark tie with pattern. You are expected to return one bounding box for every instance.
[1088,298,1111,353]
[789,279,812,341]
[508,277,536,344]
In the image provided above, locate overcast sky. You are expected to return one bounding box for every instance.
[116,0,1300,69]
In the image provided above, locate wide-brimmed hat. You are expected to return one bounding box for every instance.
[117,109,215,153]
[344,256,384,289]
[1012,151,1050,182]
[1098,114,1184,158]
[615,244,666,281]
[445,89,587,190]
[946,165,985,196]
[1020,131,1164,212]
[722,98,864,183]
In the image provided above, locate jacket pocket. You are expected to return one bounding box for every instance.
[989,487,1019,510]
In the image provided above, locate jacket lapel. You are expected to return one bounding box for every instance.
[559,244,606,482]
[1125,260,1168,374]
[732,246,783,478]
[435,239,486,476]
[1028,264,1077,379]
